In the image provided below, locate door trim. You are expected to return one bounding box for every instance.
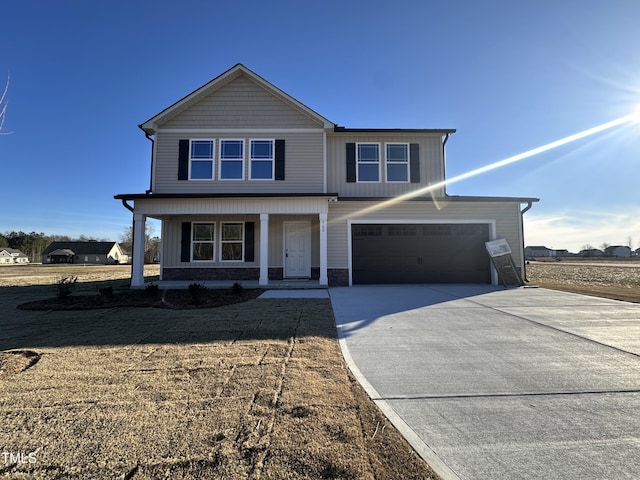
[283,221,311,278]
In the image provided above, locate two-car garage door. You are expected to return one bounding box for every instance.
[351,223,491,284]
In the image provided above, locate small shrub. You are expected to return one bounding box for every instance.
[188,283,207,304]
[231,282,244,295]
[57,276,78,300]
[145,283,160,297]
[97,286,114,301]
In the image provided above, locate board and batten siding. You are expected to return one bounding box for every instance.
[326,200,524,269]
[326,133,446,197]
[158,74,323,130]
[161,214,320,268]
[153,131,325,194]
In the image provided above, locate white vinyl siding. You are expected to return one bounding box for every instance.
[160,214,320,269]
[158,74,324,130]
[326,200,524,271]
[153,131,324,194]
[327,133,446,197]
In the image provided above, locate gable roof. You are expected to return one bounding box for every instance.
[139,64,335,134]
[42,241,119,256]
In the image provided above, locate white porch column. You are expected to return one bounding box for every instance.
[319,213,328,286]
[131,213,146,287]
[259,213,269,286]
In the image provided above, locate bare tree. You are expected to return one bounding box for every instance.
[0,73,10,135]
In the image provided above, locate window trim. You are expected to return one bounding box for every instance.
[191,221,216,262]
[218,139,245,181]
[385,142,410,183]
[189,139,215,181]
[356,142,381,183]
[249,139,275,181]
[220,222,245,262]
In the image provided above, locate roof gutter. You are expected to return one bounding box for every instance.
[520,200,534,215]
[121,199,134,213]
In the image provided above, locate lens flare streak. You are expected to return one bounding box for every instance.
[345,112,637,218]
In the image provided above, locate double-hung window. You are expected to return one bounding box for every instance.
[221,222,244,261]
[250,139,274,180]
[356,143,380,182]
[192,222,215,261]
[386,143,409,182]
[219,139,244,180]
[190,140,214,180]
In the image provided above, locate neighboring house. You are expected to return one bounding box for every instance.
[524,246,551,258]
[0,248,30,264]
[42,241,128,265]
[578,248,605,258]
[604,245,631,258]
[115,64,538,287]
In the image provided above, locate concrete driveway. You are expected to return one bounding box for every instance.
[330,285,640,480]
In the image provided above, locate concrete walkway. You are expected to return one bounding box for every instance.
[330,285,640,480]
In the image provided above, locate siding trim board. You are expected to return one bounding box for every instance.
[157,128,325,134]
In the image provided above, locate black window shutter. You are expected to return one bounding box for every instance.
[180,222,191,262]
[178,140,189,180]
[346,143,356,183]
[244,222,255,262]
[275,139,285,180]
[410,143,420,183]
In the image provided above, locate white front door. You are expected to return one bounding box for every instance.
[284,221,311,278]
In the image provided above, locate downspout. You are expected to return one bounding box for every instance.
[442,133,451,196]
[121,198,135,285]
[520,201,534,282]
[144,131,155,194]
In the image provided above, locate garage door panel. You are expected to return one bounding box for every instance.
[352,223,491,284]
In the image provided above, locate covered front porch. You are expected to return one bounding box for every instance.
[119,194,335,288]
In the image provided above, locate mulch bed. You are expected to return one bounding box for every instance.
[17,287,264,311]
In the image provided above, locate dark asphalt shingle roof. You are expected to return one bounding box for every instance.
[42,242,118,256]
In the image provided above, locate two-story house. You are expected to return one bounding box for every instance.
[116,64,538,287]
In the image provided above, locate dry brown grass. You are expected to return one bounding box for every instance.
[526,261,640,303]
[0,266,438,479]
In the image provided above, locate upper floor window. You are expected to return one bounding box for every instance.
[190,140,214,180]
[219,139,244,180]
[250,139,274,180]
[386,143,409,182]
[357,143,380,182]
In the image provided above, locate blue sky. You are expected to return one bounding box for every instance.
[1,0,639,252]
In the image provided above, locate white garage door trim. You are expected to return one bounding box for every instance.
[347,219,498,286]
